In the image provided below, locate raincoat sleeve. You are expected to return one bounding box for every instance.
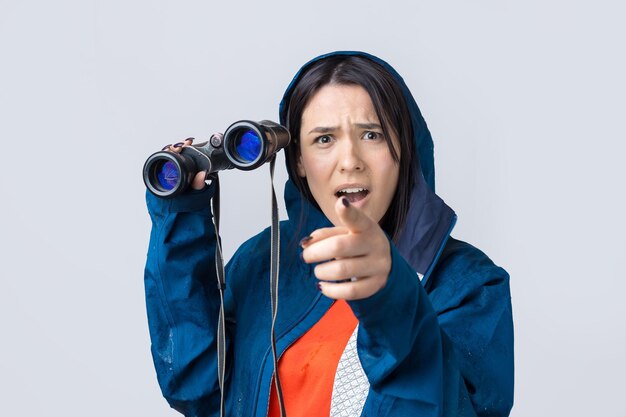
[144,186,232,417]
[348,239,514,416]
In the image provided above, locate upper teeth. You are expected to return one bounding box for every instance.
[340,188,366,194]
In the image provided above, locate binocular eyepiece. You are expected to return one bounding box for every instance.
[143,120,290,198]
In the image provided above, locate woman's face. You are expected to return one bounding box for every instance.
[297,84,400,227]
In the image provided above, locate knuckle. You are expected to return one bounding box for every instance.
[346,233,360,247]
[376,261,390,277]
[345,285,359,300]
[331,239,342,254]
[336,261,349,278]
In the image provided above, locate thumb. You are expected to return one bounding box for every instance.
[335,197,374,233]
[192,171,209,190]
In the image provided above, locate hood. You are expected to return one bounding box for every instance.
[279,51,456,281]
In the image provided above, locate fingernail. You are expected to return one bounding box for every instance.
[299,251,305,262]
[316,282,322,291]
[342,197,350,207]
[162,144,172,150]
[173,142,184,148]
[185,137,194,143]
[299,235,313,246]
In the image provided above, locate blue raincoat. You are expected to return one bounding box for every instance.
[144,51,514,417]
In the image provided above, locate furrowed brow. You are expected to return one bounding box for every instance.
[355,123,382,130]
[308,126,337,134]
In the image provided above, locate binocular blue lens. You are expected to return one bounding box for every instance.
[156,160,180,191]
[235,130,262,162]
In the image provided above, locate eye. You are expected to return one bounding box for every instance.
[363,131,383,141]
[314,135,333,145]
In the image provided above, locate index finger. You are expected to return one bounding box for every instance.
[335,197,375,233]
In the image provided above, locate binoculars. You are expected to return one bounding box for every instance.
[143,120,290,198]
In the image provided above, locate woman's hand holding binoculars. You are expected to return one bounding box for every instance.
[144,120,290,199]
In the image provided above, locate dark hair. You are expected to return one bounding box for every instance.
[284,55,415,241]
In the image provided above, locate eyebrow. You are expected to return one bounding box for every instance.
[307,123,382,134]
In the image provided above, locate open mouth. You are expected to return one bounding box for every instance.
[335,187,370,204]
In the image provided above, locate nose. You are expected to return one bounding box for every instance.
[338,138,364,172]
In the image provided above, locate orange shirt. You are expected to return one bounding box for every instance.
[267,300,358,417]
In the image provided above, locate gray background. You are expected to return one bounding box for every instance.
[1,0,624,416]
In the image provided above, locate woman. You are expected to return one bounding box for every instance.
[145,51,514,417]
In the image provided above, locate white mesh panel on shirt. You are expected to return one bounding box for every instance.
[330,325,369,417]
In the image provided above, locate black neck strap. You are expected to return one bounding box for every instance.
[211,157,287,417]
[211,175,227,417]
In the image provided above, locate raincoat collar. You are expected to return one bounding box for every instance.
[279,51,456,283]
